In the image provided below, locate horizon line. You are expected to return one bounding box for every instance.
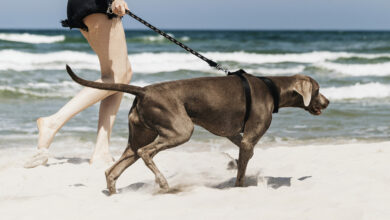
[1,28,390,32]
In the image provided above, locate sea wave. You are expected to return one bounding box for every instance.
[2,73,389,102]
[250,66,306,75]
[0,50,99,71]
[322,83,390,100]
[0,81,81,98]
[132,34,190,43]
[204,51,390,65]
[2,49,390,76]
[0,80,148,98]
[315,62,390,76]
[0,33,65,44]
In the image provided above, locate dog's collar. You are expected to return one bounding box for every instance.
[257,77,280,114]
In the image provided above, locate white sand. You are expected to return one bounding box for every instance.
[1,141,390,220]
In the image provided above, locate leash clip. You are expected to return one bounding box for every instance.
[215,64,230,75]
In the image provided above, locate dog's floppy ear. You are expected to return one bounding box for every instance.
[294,80,312,107]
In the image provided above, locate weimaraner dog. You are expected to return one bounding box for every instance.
[66,65,329,195]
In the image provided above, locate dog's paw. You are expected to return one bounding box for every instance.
[24,149,49,169]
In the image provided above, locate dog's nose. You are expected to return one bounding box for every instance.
[320,94,330,109]
[323,98,330,108]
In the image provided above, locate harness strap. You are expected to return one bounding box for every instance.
[257,77,280,113]
[229,70,280,131]
[228,69,252,131]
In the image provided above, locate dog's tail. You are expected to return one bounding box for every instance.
[66,65,145,96]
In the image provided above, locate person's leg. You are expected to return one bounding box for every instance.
[25,14,132,168]
[91,91,125,163]
[82,14,132,164]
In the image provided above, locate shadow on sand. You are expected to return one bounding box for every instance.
[101,175,313,196]
[102,182,150,196]
[47,157,90,166]
[212,175,312,189]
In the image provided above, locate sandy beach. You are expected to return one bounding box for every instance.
[1,141,389,220]
[2,0,390,218]
[1,30,390,220]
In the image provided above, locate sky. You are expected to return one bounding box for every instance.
[0,0,390,30]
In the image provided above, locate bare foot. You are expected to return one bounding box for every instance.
[24,117,60,169]
[90,152,115,166]
[24,148,49,168]
[37,117,59,149]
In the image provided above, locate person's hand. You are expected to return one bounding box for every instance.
[111,0,129,16]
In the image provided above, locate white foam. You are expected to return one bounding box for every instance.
[0,79,149,98]
[250,65,306,75]
[0,33,65,44]
[136,33,190,43]
[0,50,307,73]
[4,78,388,101]
[0,50,99,71]
[131,80,151,87]
[205,51,390,64]
[2,49,390,76]
[181,36,191,41]
[322,83,390,100]
[316,62,390,76]
[0,81,81,98]
[131,52,210,73]
[140,35,167,42]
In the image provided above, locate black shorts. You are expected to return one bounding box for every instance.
[61,0,117,31]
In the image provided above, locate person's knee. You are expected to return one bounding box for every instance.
[102,64,132,84]
[123,65,133,84]
[115,65,132,84]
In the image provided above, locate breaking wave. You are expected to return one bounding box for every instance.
[322,83,390,100]
[132,34,190,43]
[0,80,148,99]
[0,33,65,44]
[315,62,390,76]
[2,49,390,76]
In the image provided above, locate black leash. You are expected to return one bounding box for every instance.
[124,9,231,75]
[108,7,279,130]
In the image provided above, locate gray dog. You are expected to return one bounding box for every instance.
[66,65,329,195]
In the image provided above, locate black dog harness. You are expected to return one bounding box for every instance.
[228,69,279,130]
[110,8,280,131]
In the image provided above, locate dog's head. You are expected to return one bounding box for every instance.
[291,74,329,115]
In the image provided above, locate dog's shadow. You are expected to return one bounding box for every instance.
[101,175,312,196]
[212,175,312,189]
[118,182,148,192]
[102,182,150,196]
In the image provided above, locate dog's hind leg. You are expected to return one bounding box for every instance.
[105,146,139,195]
[227,134,243,147]
[137,120,194,191]
[105,120,157,195]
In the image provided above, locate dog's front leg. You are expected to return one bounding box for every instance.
[235,140,255,187]
[234,120,270,187]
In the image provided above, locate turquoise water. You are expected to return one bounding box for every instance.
[0,30,389,149]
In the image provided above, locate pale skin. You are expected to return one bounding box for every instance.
[25,0,130,167]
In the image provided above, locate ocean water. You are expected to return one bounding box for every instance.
[0,30,389,151]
